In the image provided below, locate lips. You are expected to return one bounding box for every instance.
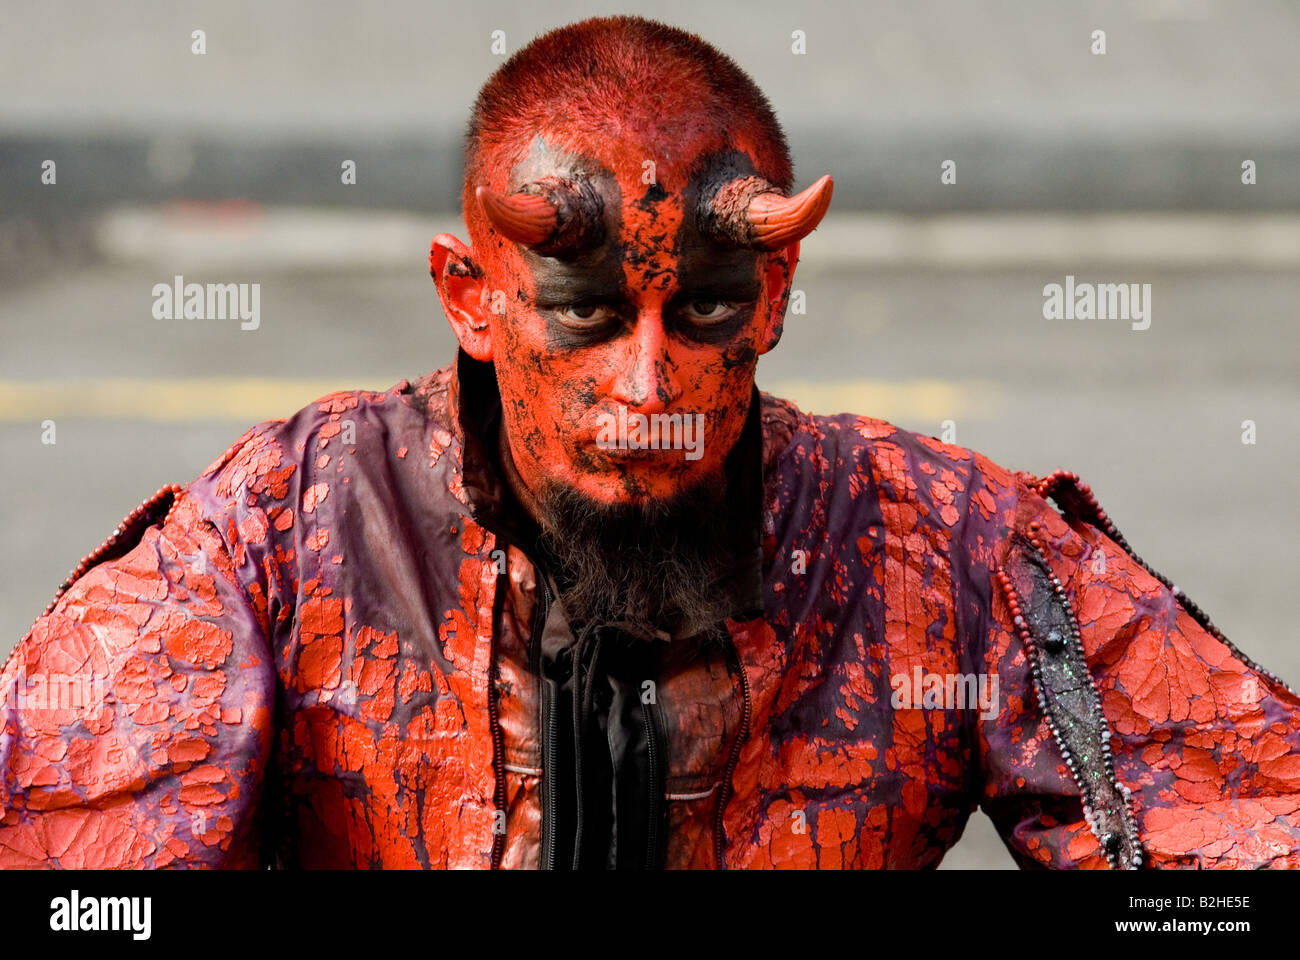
[593,441,675,461]
[589,412,686,449]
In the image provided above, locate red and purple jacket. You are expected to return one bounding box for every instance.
[3,350,1299,868]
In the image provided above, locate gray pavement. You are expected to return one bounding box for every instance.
[2,0,1298,870]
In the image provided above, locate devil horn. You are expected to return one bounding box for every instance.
[475,178,605,256]
[745,174,834,250]
[705,174,834,250]
[475,186,558,246]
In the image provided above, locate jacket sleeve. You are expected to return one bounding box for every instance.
[0,480,277,869]
[972,467,1300,869]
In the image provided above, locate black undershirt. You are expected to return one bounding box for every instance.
[538,595,668,869]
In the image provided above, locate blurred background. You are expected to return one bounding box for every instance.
[2,0,1297,869]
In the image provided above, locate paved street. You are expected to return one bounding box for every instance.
[2,0,1297,870]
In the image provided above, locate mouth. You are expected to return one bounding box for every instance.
[586,410,705,462]
[592,441,678,462]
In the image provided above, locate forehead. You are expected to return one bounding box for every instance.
[507,135,763,295]
[509,131,759,189]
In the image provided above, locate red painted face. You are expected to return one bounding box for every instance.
[432,135,812,509]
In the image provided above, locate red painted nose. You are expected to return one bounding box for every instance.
[608,314,682,413]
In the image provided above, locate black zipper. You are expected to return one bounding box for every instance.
[541,678,560,869]
[714,635,752,870]
[571,629,603,869]
[642,695,665,869]
[486,556,513,870]
[533,577,557,870]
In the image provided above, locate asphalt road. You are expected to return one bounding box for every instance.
[2,218,1297,868]
[6,0,1300,213]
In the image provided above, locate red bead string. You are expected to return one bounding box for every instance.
[1031,469,1294,695]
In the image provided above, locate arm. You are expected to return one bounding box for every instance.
[974,469,1300,868]
[0,482,277,869]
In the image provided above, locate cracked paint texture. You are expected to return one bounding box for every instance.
[4,354,1299,868]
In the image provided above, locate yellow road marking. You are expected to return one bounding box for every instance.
[770,378,1004,422]
[0,377,1004,424]
[0,379,385,422]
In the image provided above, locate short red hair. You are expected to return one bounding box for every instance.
[461,15,794,250]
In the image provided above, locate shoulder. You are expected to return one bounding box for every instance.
[188,375,436,514]
[764,392,1031,536]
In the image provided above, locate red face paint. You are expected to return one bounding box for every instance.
[470,133,806,507]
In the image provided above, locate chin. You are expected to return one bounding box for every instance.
[581,467,719,509]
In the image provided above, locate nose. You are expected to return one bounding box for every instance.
[608,311,683,413]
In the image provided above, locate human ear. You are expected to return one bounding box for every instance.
[429,233,494,362]
[755,240,800,356]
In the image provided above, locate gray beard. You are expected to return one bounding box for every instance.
[532,472,742,643]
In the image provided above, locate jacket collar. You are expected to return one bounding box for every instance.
[438,346,775,633]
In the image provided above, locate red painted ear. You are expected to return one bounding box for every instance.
[756,240,800,355]
[429,233,493,362]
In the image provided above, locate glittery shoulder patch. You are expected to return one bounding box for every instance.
[995,519,1143,869]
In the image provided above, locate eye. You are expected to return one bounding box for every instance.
[682,300,739,324]
[555,304,616,327]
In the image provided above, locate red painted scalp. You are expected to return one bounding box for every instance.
[461,15,794,249]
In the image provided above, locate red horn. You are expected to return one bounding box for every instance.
[745,174,834,249]
[475,177,605,255]
[475,186,557,246]
[705,174,834,250]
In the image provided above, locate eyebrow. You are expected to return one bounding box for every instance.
[526,248,626,306]
[675,256,761,299]
[531,273,621,306]
[528,253,761,306]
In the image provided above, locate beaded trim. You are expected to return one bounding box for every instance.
[2,483,181,683]
[1034,469,1296,697]
[21,484,182,640]
[994,520,1143,870]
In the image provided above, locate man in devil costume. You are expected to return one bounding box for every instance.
[3,15,1299,870]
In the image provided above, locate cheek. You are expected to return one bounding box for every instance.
[674,350,757,461]
[707,376,755,453]
[493,312,601,448]
[676,327,759,404]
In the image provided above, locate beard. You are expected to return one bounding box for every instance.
[532,468,745,643]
